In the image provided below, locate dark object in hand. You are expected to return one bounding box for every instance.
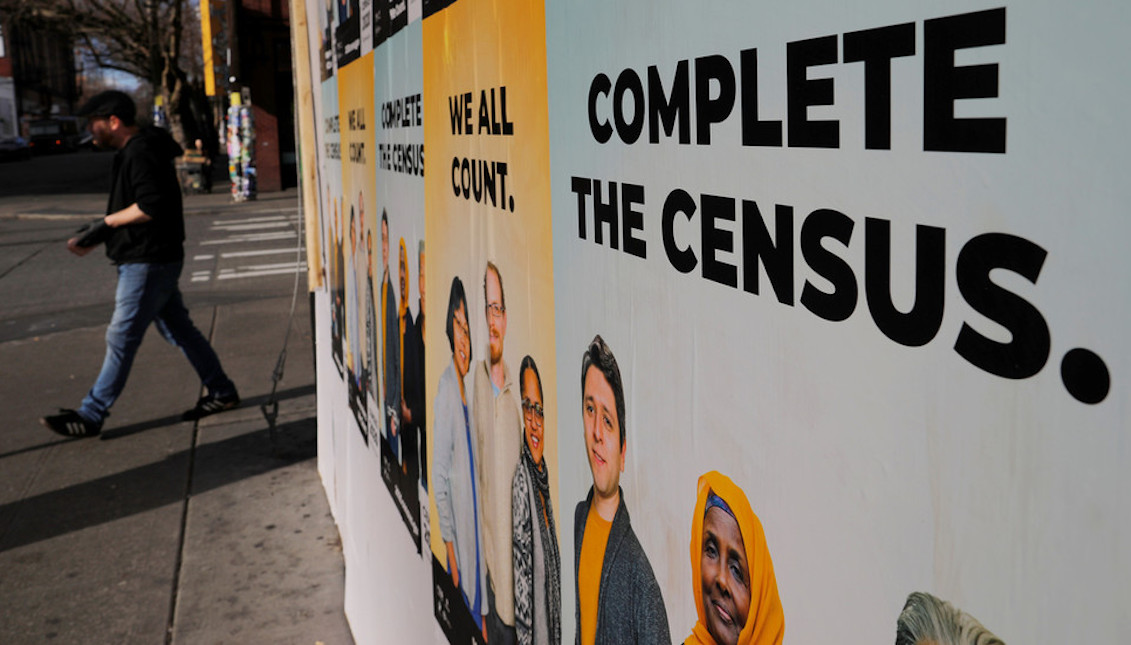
[74,218,112,248]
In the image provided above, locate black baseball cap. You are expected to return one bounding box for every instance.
[77,90,137,123]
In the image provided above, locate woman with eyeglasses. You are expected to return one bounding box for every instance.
[433,276,488,639]
[511,355,561,645]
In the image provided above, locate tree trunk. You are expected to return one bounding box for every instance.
[161,54,189,151]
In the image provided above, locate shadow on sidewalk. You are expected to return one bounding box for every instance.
[0,386,318,464]
[100,384,317,440]
[0,414,318,554]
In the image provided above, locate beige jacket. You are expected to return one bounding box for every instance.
[472,358,523,626]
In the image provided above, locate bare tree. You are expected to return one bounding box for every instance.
[1,0,205,148]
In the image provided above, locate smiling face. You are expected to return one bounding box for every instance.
[521,366,545,465]
[418,249,425,307]
[452,302,471,380]
[582,365,624,502]
[484,267,506,365]
[366,232,374,276]
[700,505,751,645]
[349,210,357,250]
[381,217,389,273]
[398,243,408,304]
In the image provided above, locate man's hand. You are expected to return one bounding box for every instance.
[71,216,114,252]
[67,237,94,256]
[401,394,412,424]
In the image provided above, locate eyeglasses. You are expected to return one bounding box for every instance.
[486,303,505,319]
[522,398,544,420]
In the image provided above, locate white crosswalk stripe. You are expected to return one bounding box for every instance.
[218,248,305,258]
[191,213,306,282]
[200,231,297,245]
[210,221,296,232]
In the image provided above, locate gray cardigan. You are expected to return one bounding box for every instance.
[573,488,671,644]
[433,361,488,619]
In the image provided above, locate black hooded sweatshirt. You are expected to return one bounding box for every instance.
[103,126,186,264]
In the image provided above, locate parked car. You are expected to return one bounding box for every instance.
[28,117,83,154]
[0,136,33,161]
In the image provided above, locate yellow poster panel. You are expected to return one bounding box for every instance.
[338,53,381,444]
[423,0,555,642]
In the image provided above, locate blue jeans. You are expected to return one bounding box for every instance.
[78,261,235,424]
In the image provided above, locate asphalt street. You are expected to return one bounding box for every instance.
[0,152,352,644]
[0,190,308,343]
[0,147,116,197]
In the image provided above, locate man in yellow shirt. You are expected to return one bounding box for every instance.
[573,335,670,645]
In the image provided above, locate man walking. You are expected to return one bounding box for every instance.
[40,90,239,437]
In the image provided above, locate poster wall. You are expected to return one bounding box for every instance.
[313,58,349,519]
[422,0,556,642]
[337,53,378,445]
[295,1,1130,643]
[373,17,427,554]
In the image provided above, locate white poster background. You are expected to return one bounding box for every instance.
[305,0,338,511]
[373,21,424,336]
[548,1,1127,644]
[315,73,349,521]
[368,18,425,460]
[333,17,443,645]
[360,0,373,56]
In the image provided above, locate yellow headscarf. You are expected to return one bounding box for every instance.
[687,471,785,645]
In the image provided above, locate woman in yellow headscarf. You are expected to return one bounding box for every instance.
[686,471,785,645]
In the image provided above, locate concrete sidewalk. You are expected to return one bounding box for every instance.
[0,191,353,644]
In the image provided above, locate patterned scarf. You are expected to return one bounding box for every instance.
[521,438,561,643]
